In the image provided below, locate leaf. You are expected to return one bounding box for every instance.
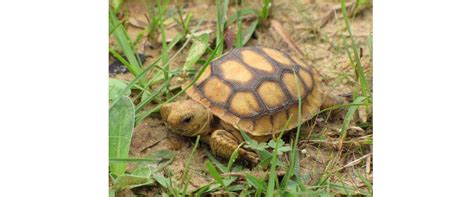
[109,96,135,176]
[338,96,366,149]
[109,9,143,78]
[206,160,225,188]
[113,174,153,190]
[227,142,244,172]
[154,173,172,189]
[183,34,209,72]
[109,78,131,101]
[244,173,266,191]
[268,139,291,155]
[131,165,152,177]
[204,149,227,172]
[241,20,258,47]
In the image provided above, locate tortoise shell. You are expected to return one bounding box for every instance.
[185,46,323,136]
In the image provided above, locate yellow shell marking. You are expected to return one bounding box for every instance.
[292,56,310,70]
[253,115,273,133]
[272,110,288,131]
[257,81,286,109]
[282,72,306,99]
[220,60,253,84]
[298,68,313,90]
[262,48,292,66]
[203,77,232,104]
[241,50,275,72]
[196,66,211,84]
[230,92,260,116]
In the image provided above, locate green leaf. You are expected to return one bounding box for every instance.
[109,9,143,78]
[204,149,227,172]
[244,173,266,192]
[154,173,172,189]
[268,139,291,155]
[109,96,135,176]
[113,165,153,190]
[131,165,151,177]
[110,0,124,12]
[113,174,153,190]
[183,34,209,72]
[227,142,244,172]
[241,20,258,47]
[206,160,226,189]
[109,78,131,101]
[340,97,366,138]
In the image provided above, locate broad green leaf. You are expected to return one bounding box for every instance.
[109,78,131,101]
[112,165,154,190]
[131,165,151,177]
[109,96,135,176]
[113,174,153,190]
[154,173,172,189]
[183,34,209,72]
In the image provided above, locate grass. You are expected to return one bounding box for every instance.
[109,0,372,196]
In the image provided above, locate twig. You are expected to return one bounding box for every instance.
[335,153,372,172]
[270,19,304,56]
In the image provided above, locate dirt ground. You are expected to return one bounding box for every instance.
[111,0,372,195]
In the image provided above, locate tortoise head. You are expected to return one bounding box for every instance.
[160,100,212,136]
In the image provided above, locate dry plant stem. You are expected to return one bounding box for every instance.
[270,19,304,56]
[334,153,372,172]
[220,171,286,179]
[366,154,371,174]
[318,2,356,29]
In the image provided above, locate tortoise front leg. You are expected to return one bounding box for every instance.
[209,130,259,164]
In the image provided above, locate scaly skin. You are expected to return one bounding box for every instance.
[160,100,259,163]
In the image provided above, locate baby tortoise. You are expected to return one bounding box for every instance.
[161,46,344,163]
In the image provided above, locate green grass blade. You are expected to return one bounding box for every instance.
[109,9,143,78]
[354,169,372,193]
[135,41,222,123]
[109,56,161,109]
[341,0,369,99]
[181,135,200,194]
[157,0,170,86]
[109,158,156,163]
[338,96,366,148]
[215,0,229,55]
[241,20,258,47]
[227,142,244,172]
[109,96,135,176]
[259,0,271,22]
[206,160,227,191]
[204,149,227,172]
[244,173,265,194]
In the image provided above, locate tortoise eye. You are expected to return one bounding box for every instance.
[182,116,193,124]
